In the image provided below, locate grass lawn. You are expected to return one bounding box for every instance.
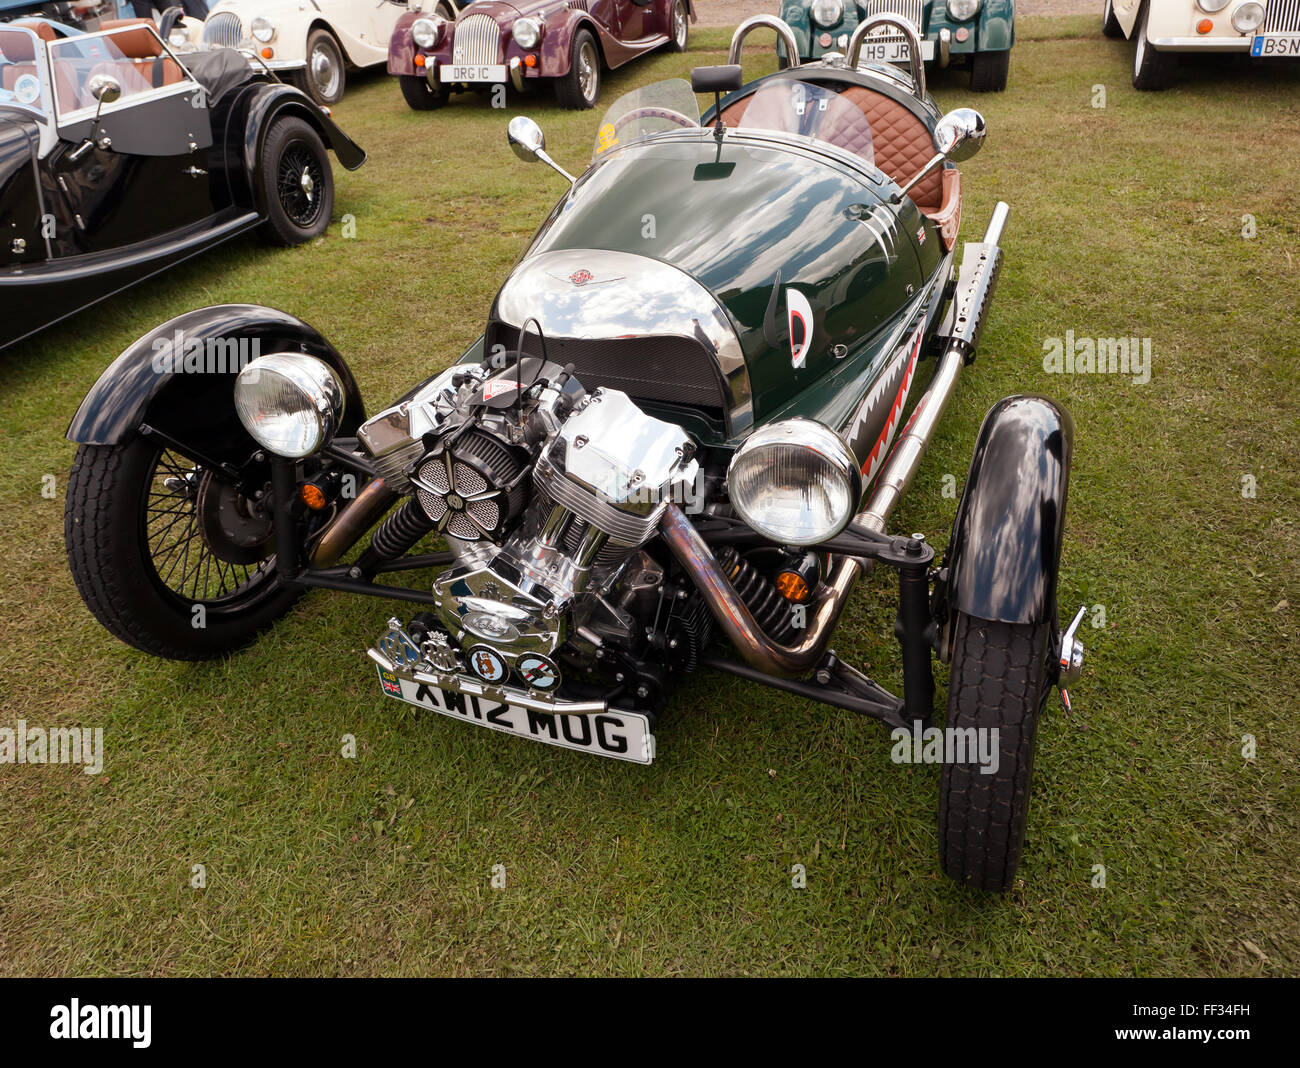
[0,17,1297,976]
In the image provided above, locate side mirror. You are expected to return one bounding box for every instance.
[933,107,985,162]
[506,115,575,184]
[507,115,545,162]
[890,108,987,205]
[87,73,122,106]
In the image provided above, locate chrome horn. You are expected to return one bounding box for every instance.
[727,14,800,68]
[846,15,926,101]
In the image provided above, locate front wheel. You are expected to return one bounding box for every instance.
[1132,2,1177,90]
[1102,0,1124,38]
[555,29,601,109]
[666,0,689,53]
[399,73,447,110]
[938,614,1053,892]
[969,49,1010,92]
[257,116,333,246]
[299,28,346,105]
[65,439,300,660]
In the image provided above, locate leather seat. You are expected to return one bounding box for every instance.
[721,84,962,250]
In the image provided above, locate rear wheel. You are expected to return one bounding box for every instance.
[399,72,448,109]
[1132,2,1177,90]
[65,439,300,661]
[1102,0,1124,38]
[938,614,1053,892]
[969,49,1010,92]
[257,116,333,245]
[555,29,600,109]
[666,0,689,52]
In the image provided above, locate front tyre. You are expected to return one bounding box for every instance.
[938,614,1052,892]
[1132,2,1177,90]
[969,49,1010,92]
[300,28,346,105]
[555,29,600,109]
[1102,0,1124,38]
[65,440,300,660]
[399,73,448,110]
[666,0,689,53]
[257,116,333,246]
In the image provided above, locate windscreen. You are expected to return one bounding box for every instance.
[593,78,700,162]
[737,80,874,167]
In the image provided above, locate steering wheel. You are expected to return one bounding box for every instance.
[610,106,698,138]
[158,6,186,43]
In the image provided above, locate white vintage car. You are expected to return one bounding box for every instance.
[172,0,428,104]
[1104,0,1298,89]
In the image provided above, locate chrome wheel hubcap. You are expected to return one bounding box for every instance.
[578,42,597,100]
[312,45,339,98]
[300,168,314,200]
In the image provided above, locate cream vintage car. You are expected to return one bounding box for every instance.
[171,0,423,104]
[1104,0,1297,89]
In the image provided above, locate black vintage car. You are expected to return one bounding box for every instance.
[0,13,365,350]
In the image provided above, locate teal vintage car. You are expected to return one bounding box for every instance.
[779,0,1015,91]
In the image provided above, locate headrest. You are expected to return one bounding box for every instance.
[0,29,37,63]
[104,24,163,59]
[691,65,743,95]
[12,19,57,42]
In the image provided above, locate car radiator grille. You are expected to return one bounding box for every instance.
[1262,0,1300,33]
[862,0,926,39]
[202,12,243,50]
[452,13,501,65]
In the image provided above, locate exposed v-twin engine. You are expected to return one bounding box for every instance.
[358,357,699,686]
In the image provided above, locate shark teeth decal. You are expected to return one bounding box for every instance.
[860,321,924,483]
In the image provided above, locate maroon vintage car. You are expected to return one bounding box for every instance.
[388,0,693,110]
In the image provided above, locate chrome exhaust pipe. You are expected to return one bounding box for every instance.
[661,204,1009,679]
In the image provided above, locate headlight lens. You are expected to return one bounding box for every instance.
[727,419,861,546]
[1196,0,1230,11]
[513,17,542,49]
[948,0,982,20]
[234,355,345,459]
[411,16,443,49]
[1231,1,1264,31]
[810,0,843,27]
[250,16,276,43]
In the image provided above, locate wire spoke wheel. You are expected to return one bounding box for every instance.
[275,141,326,229]
[143,449,274,606]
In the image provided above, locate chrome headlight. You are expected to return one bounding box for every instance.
[250,16,276,43]
[513,17,542,49]
[948,0,982,20]
[810,0,843,27]
[727,419,861,546]
[412,16,443,49]
[1231,1,1265,32]
[234,355,345,459]
[1195,0,1230,11]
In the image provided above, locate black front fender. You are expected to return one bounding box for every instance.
[945,394,1074,626]
[242,82,367,186]
[66,304,368,468]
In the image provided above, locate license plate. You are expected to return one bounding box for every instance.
[1251,34,1300,57]
[857,39,936,63]
[377,667,655,764]
[440,63,506,82]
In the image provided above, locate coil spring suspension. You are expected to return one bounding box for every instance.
[369,499,434,562]
[716,547,796,643]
